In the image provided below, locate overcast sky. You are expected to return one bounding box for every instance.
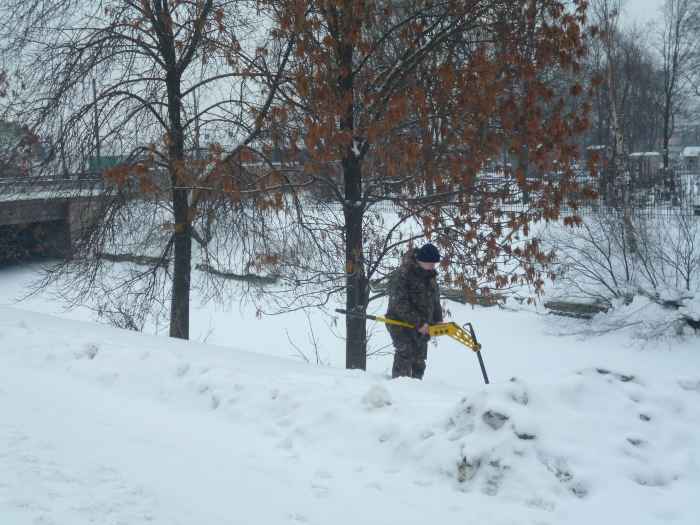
[622,0,666,26]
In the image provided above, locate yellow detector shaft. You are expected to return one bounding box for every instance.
[335,308,489,384]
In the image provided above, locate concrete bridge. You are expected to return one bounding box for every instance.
[0,182,108,259]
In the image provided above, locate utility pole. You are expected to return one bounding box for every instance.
[59,114,67,179]
[93,78,102,174]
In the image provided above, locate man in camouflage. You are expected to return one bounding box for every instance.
[385,243,443,379]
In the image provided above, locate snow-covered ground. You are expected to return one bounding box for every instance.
[1,265,700,524]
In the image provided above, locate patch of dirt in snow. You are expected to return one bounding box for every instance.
[429,369,700,512]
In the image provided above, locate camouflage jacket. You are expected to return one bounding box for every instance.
[385,248,443,336]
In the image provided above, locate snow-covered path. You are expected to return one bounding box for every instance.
[2,305,699,524]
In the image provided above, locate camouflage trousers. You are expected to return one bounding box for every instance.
[391,334,429,380]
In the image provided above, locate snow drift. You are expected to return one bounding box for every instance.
[1,306,699,524]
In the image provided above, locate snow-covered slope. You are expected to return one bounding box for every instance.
[1,306,699,524]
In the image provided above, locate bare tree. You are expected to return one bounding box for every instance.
[582,0,700,165]
[657,0,695,169]
[588,0,638,251]
[613,26,664,154]
[684,1,700,98]
[0,0,292,337]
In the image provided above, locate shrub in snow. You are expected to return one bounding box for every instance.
[543,207,700,340]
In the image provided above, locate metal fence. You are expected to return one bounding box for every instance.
[317,200,700,218]
[4,166,699,219]
[574,166,700,218]
[313,165,700,218]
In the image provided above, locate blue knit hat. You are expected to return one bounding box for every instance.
[415,243,440,263]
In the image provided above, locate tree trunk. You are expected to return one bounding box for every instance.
[344,194,367,370]
[662,96,671,169]
[607,55,637,253]
[336,15,366,370]
[518,77,531,205]
[170,186,192,340]
[341,123,367,370]
[166,68,191,340]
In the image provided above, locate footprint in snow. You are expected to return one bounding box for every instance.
[310,470,333,497]
[361,384,392,409]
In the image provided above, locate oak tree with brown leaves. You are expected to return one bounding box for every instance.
[248,0,596,369]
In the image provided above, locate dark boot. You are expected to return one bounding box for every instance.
[411,361,426,380]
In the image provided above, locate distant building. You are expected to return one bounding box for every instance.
[628,152,661,173]
[628,152,662,189]
[682,147,700,170]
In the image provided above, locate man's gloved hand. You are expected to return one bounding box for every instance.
[417,323,431,343]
